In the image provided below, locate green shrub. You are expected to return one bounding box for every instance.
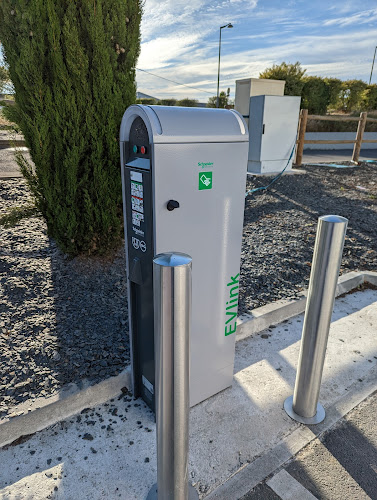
[176,98,198,107]
[0,204,40,228]
[159,98,177,106]
[0,0,141,255]
[338,79,367,112]
[259,62,306,96]
[360,85,377,111]
[301,76,330,114]
[323,77,343,110]
[136,98,157,105]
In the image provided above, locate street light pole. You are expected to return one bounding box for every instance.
[369,46,377,85]
[216,23,233,108]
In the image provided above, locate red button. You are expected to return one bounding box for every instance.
[140,146,146,154]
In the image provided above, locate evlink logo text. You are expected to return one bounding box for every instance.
[224,273,239,336]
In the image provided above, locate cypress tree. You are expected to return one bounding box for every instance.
[0,0,142,255]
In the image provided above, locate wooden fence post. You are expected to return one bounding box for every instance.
[352,112,367,163]
[295,109,308,166]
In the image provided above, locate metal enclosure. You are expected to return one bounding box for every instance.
[120,105,249,409]
[248,95,301,174]
[235,78,286,127]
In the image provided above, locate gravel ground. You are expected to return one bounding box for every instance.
[239,163,377,313]
[0,179,128,419]
[1,162,376,418]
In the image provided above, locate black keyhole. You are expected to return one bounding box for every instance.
[167,200,180,211]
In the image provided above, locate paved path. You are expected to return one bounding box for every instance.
[0,289,376,499]
[303,149,377,164]
[243,391,377,500]
[0,147,28,179]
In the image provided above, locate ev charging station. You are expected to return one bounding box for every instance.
[120,105,249,410]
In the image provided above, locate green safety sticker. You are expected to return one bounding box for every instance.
[199,171,213,190]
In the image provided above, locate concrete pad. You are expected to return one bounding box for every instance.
[0,289,376,499]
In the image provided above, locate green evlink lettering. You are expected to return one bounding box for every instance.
[224,274,240,336]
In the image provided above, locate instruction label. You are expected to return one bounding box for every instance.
[130,172,144,229]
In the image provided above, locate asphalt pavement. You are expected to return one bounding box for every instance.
[243,391,377,500]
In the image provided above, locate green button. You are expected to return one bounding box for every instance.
[199,171,213,190]
[133,145,138,153]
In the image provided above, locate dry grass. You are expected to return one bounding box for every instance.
[306,114,377,133]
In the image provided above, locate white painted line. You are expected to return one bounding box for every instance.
[267,469,317,500]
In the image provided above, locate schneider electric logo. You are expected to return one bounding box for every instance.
[198,161,214,168]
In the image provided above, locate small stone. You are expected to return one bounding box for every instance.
[82,433,93,441]
[144,457,149,463]
[90,447,97,454]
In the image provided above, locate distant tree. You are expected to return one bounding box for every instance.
[160,98,177,106]
[301,76,330,114]
[207,89,230,108]
[0,65,10,93]
[177,98,198,107]
[339,79,367,112]
[0,0,142,255]
[259,61,306,96]
[360,84,377,111]
[323,77,343,109]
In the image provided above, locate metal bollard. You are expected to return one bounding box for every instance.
[147,253,199,500]
[284,215,348,424]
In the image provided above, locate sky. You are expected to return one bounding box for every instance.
[137,0,377,101]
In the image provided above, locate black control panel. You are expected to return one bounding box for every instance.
[124,117,155,410]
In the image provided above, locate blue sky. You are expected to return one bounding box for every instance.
[138,0,377,101]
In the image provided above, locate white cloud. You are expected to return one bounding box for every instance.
[324,8,377,27]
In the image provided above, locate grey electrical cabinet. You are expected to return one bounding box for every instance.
[120,105,249,410]
[248,95,301,174]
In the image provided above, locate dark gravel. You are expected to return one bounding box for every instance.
[1,163,376,418]
[0,179,128,419]
[239,163,377,313]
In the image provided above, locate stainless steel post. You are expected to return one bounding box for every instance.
[284,215,348,425]
[147,253,199,500]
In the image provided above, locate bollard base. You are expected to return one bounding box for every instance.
[146,483,199,500]
[284,395,325,425]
